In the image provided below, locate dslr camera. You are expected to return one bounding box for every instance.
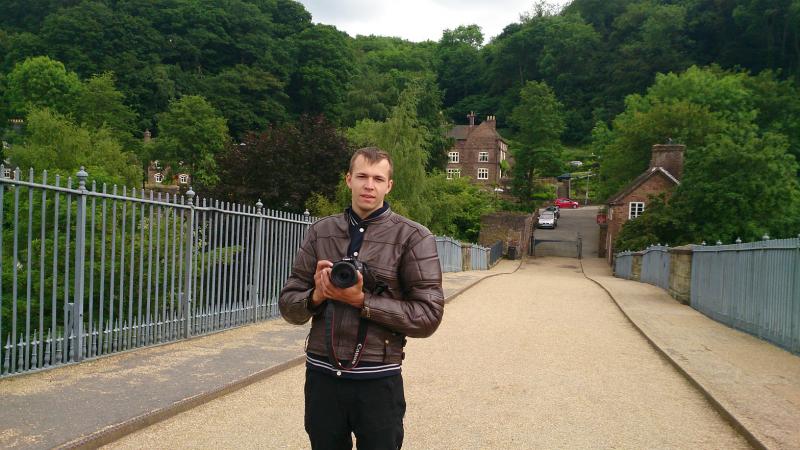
[330,258,379,292]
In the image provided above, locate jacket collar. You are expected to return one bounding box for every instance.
[345,202,392,225]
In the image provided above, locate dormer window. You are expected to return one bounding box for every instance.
[154,173,164,183]
[178,174,189,184]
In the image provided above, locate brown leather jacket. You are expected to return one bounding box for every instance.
[279,208,444,365]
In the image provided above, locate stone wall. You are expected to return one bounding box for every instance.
[479,211,533,259]
[668,246,693,304]
[630,252,643,281]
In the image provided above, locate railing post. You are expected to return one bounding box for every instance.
[182,187,195,338]
[250,200,264,323]
[72,167,88,362]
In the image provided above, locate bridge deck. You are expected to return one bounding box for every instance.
[1,258,798,449]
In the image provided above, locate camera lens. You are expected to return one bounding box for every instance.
[330,260,358,288]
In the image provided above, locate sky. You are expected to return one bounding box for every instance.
[296,0,571,43]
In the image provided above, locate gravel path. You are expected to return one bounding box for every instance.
[106,258,749,449]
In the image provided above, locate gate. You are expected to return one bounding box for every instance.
[530,232,583,259]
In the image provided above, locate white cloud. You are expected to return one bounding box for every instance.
[297,0,569,43]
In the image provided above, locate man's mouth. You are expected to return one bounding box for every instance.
[360,194,375,201]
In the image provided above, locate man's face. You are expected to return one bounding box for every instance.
[346,155,393,218]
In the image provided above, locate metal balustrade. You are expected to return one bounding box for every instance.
[0,167,500,376]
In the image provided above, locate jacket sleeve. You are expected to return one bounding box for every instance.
[279,224,320,325]
[362,232,444,338]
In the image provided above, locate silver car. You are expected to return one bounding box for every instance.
[537,211,557,229]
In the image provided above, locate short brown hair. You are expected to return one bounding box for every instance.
[349,147,393,179]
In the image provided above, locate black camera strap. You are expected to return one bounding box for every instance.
[324,301,369,370]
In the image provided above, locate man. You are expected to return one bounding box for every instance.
[279,147,444,449]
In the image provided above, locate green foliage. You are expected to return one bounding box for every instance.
[670,129,800,243]
[288,24,353,121]
[613,193,678,251]
[609,67,800,249]
[7,108,141,186]
[3,56,81,117]
[73,72,137,138]
[213,114,351,212]
[155,95,229,188]
[423,173,495,242]
[508,81,565,208]
[347,81,433,224]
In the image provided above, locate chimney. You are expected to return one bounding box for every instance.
[649,143,685,181]
[467,111,476,127]
[143,129,152,144]
[485,115,496,130]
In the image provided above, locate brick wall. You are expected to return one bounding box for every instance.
[606,171,677,263]
[446,119,506,186]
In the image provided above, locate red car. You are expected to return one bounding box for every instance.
[554,198,580,209]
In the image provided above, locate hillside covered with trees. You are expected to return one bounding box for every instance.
[1,0,799,245]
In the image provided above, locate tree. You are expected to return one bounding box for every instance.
[199,65,289,139]
[6,108,141,186]
[3,56,81,117]
[596,66,757,198]
[73,72,137,137]
[347,82,432,223]
[288,24,353,121]
[508,80,565,207]
[423,174,494,242]
[213,114,351,211]
[435,25,485,109]
[155,95,229,188]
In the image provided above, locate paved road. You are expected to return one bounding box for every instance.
[535,205,600,258]
[106,258,749,449]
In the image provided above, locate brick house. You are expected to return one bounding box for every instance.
[445,113,509,187]
[603,143,685,263]
[142,130,192,193]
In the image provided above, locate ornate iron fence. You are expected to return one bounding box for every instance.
[1,167,500,377]
[0,167,312,377]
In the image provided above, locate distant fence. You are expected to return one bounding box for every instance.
[640,245,670,290]
[1,168,502,377]
[614,238,800,355]
[435,237,499,272]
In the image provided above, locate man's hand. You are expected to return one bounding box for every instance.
[312,260,366,308]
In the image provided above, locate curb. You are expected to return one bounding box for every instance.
[63,260,523,449]
[56,356,306,450]
[579,261,767,450]
[444,258,524,305]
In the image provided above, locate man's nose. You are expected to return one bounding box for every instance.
[364,178,375,189]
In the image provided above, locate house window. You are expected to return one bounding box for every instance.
[477,168,489,180]
[178,174,189,184]
[2,168,10,179]
[448,151,460,163]
[629,202,645,219]
[446,168,461,179]
[478,152,489,162]
[154,173,163,183]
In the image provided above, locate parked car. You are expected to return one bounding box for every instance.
[537,211,557,229]
[545,205,560,218]
[555,197,580,209]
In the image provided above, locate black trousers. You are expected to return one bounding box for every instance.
[304,369,406,450]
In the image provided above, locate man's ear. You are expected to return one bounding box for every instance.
[387,179,393,194]
[345,172,352,188]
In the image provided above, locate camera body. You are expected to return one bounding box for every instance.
[330,258,378,292]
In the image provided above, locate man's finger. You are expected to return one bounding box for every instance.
[315,260,333,274]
